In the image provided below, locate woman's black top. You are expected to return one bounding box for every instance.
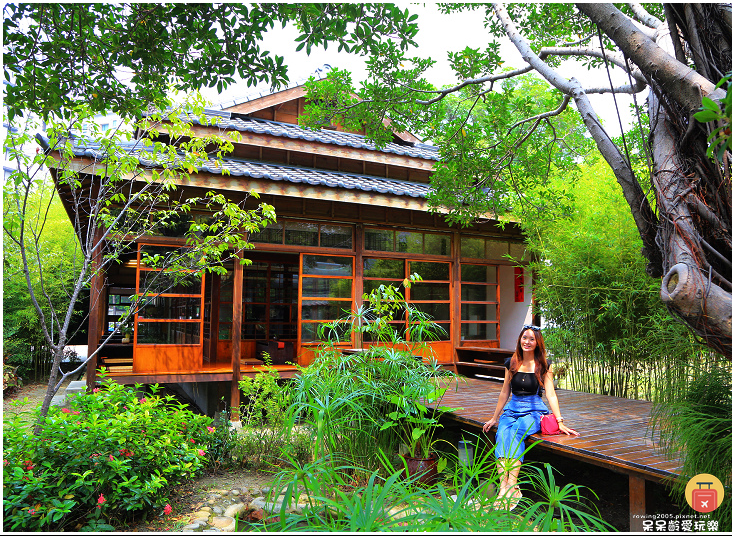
[504,357,552,396]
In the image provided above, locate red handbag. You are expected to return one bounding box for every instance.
[540,413,561,435]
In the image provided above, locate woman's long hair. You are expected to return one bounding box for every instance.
[508,326,549,387]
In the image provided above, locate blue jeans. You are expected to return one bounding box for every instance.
[495,394,549,462]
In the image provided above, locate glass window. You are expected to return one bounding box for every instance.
[397,231,423,253]
[365,229,394,251]
[137,321,200,344]
[510,242,527,261]
[413,302,451,320]
[285,221,318,247]
[461,284,497,302]
[140,271,202,295]
[302,277,352,298]
[411,282,450,301]
[363,258,404,279]
[486,240,509,259]
[409,261,450,281]
[461,323,497,341]
[249,222,283,244]
[301,300,352,320]
[301,321,351,343]
[461,303,498,321]
[303,255,353,276]
[424,233,450,256]
[138,296,201,319]
[321,224,353,249]
[461,237,484,258]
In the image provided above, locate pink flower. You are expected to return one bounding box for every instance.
[207,426,216,433]
[93,388,100,393]
[189,438,195,444]
[123,406,128,410]
[163,504,172,515]
[139,397,147,403]
[61,408,70,414]
[109,454,114,461]
[28,508,36,515]
[198,449,205,456]
[72,410,80,415]
[97,493,106,506]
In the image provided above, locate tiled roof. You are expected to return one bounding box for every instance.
[37,134,433,199]
[189,112,440,161]
[209,65,333,111]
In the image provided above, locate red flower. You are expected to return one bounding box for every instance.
[72,410,80,415]
[198,449,205,456]
[109,454,114,461]
[97,493,106,506]
[93,387,100,393]
[189,438,195,444]
[163,504,172,515]
[61,408,70,414]
[28,508,36,515]
[207,426,216,433]
[139,397,147,404]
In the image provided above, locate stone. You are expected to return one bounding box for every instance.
[231,489,241,496]
[213,506,223,515]
[181,522,202,531]
[194,510,212,520]
[224,503,247,518]
[261,486,271,496]
[193,518,209,525]
[199,506,213,513]
[211,516,236,532]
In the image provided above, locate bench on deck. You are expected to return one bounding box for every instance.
[437,377,683,532]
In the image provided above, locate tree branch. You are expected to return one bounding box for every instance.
[628,2,662,29]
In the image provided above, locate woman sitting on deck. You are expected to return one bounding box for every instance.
[482,324,579,509]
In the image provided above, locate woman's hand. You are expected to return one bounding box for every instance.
[483,417,498,433]
[559,423,579,436]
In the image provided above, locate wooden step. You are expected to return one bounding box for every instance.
[107,365,133,373]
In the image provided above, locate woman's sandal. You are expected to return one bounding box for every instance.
[493,486,522,511]
[508,486,523,511]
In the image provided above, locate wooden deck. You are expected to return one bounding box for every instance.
[438,377,684,532]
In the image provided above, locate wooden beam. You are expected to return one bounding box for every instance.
[230,254,244,421]
[629,473,647,532]
[223,86,308,115]
[86,227,105,391]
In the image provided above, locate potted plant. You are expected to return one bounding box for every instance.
[381,379,459,485]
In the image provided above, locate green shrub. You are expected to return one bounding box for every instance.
[234,368,310,470]
[3,379,215,531]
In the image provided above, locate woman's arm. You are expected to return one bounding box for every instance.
[544,367,579,436]
[482,369,512,433]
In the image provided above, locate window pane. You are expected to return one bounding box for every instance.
[409,261,450,281]
[242,323,267,340]
[397,231,422,253]
[461,284,498,302]
[462,264,490,283]
[220,273,234,301]
[302,277,352,298]
[411,282,450,300]
[301,300,352,320]
[137,321,200,344]
[249,221,283,244]
[268,323,297,340]
[412,302,451,320]
[363,258,404,279]
[409,322,450,342]
[363,301,407,320]
[245,304,266,321]
[424,233,450,256]
[486,240,509,259]
[461,303,498,321]
[285,221,318,247]
[365,229,394,251]
[303,255,353,276]
[140,271,202,295]
[302,321,351,342]
[321,224,353,249]
[363,279,402,296]
[218,303,232,322]
[461,237,484,258]
[139,245,190,267]
[461,323,497,341]
[218,324,231,340]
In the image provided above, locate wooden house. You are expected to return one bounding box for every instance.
[45,68,535,415]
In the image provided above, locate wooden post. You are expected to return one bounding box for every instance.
[230,256,244,421]
[452,231,460,364]
[353,224,364,349]
[85,227,105,392]
[629,473,647,532]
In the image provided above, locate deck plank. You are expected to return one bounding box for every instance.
[437,377,683,483]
